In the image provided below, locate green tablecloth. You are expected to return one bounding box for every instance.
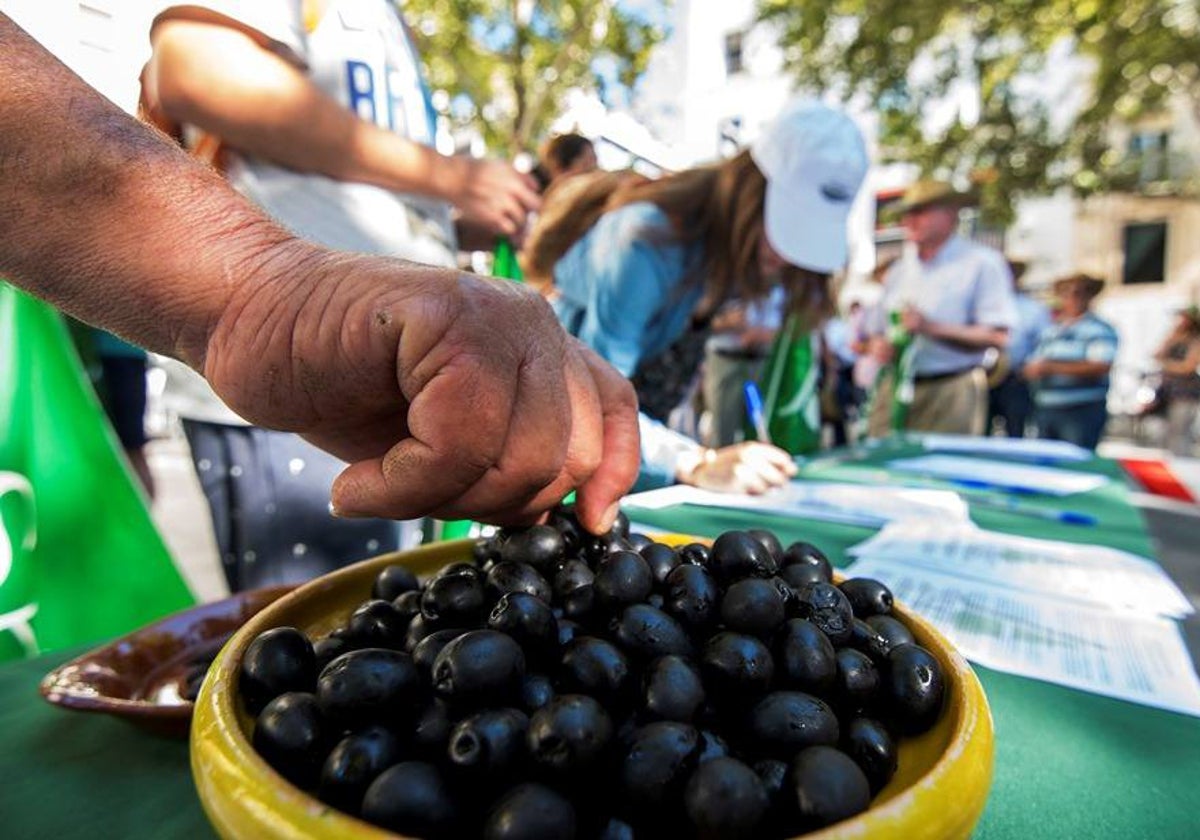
[2,441,1197,838]
[626,440,1200,839]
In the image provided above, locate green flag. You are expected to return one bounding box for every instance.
[0,283,195,661]
[887,309,917,432]
[753,315,822,456]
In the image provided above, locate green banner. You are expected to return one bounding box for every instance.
[754,314,821,456]
[0,283,194,660]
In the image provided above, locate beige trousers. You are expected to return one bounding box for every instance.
[868,367,988,437]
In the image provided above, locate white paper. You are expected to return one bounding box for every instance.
[844,557,1200,717]
[888,454,1110,496]
[848,520,1193,619]
[916,433,1092,463]
[622,482,970,528]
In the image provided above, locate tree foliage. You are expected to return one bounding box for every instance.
[760,0,1200,223]
[405,0,666,156]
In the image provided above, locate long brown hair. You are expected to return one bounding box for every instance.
[527,151,832,327]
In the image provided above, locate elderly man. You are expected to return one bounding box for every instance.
[867,180,1017,437]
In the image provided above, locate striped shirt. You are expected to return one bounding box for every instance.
[1030,312,1118,407]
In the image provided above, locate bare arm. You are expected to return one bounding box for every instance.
[1160,340,1200,376]
[0,16,636,532]
[902,306,1009,351]
[144,18,540,235]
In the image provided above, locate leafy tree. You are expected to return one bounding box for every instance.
[406,0,666,156]
[760,0,1200,223]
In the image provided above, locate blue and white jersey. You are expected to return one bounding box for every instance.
[1029,312,1118,407]
[155,0,456,267]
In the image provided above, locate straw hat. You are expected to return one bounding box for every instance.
[1052,273,1105,301]
[896,179,975,213]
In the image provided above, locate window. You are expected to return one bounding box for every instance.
[1122,221,1167,285]
[724,31,745,75]
[1127,131,1170,184]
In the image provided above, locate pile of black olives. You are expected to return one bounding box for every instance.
[239,512,945,839]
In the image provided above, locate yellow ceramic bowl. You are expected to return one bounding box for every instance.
[193,538,993,839]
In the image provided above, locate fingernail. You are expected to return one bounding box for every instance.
[599,502,620,532]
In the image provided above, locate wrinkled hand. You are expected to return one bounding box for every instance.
[448,157,541,240]
[202,241,638,533]
[683,442,798,495]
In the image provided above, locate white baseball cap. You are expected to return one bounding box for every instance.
[750,100,868,274]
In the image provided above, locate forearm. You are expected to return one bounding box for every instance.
[924,322,1008,351]
[146,20,465,202]
[1041,360,1111,378]
[0,17,293,368]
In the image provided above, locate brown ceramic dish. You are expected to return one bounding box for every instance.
[40,585,292,738]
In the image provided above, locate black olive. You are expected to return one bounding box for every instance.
[619,722,702,816]
[559,636,632,708]
[392,589,423,622]
[240,626,317,714]
[884,644,945,735]
[346,599,409,649]
[683,756,769,839]
[773,619,837,695]
[488,592,560,666]
[719,578,788,639]
[835,648,880,712]
[679,542,711,566]
[404,613,448,652]
[316,648,421,726]
[663,564,719,631]
[372,564,420,601]
[252,692,328,788]
[746,528,784,564]
[610,603,693,661]
[842,717,898,795]
[483,783,577,840]
[594,551,654,611]
[485,562,553,603]
[412,697,453,759]
[472,536,502,566]
[520,673,556,714]
[557,618,582,647]
[421,571,486,626]
[432,630,526,707]
[708,531,778,583]
[701,632,774,700]
[781,541,833,582]
[779,562,827,590]
[318,725,402,814]
[361,761,458,837]
[594,816,636,840]
[606,510,631,541]
[553,558,596,621]
[628,532,654,552]
[847,618,894,662]
[696,728,732,763]
[526,694,614,777]
[640,542,682,586]
[866,615,915,650]
[642,655,706,723]
[745,691,840,759]
[789,745,871,830]
[608,537,635,554]
[793,582,854,646]
[839,578,894,618]
[411,629,468,676]
[753,757,797,833]
[549,512,583,556]
[581,534,611,565]
[500,525,566,573]
[448,708,530,777]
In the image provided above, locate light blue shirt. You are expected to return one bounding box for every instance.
[880,236,1017,376]
[552,202,705,489]
[1030,312,1118,407]
[1010,292,1053,369]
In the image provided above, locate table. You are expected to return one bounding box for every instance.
[3,442,1199,838]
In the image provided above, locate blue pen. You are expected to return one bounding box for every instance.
[743,381,771,445]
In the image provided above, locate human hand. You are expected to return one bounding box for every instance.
[680,442,798,495]
[869,336,894,364]
[1022,359,1047,380]
[202,240,639,533]
[900,304,927,335]
[446,157,541,240]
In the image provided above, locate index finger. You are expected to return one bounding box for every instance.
[570,345,640,534]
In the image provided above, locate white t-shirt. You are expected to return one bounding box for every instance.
[154,0,456,423]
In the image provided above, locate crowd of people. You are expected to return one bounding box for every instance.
[4,0,1195,601]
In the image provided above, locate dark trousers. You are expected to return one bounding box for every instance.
[182,420,399,592]
[989,373,1034,438]
[1035,400,1109,451]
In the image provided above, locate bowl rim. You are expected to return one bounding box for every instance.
[193,539,993,839]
